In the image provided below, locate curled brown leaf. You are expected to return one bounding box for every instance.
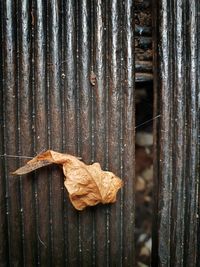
[12,150,123,210]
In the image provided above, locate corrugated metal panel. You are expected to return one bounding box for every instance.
[152,0,200,266]
[0,0,135,266]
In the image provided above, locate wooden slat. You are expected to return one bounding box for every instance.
[135,73,153,82]
[135,61,152,73]
[153,0,200,266]
[1,1,136,265]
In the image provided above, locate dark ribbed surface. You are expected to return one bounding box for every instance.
[0,1,135,266]
[152,0,200,266]
[1,0,200,266]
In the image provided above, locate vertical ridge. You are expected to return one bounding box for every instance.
[78,1,93,266]
[105,1,110,264]
[75,1,82,264]
[108,0,122,265]
[34,0,51,265]
[93,0,107,266]
[90,1,96,265]
[63,0,79,266]
[122,0,135,265]
[157,0,173,265]
[3,0,23,265]
[170,0,186,265]
[184,1,199,265]
[0,0,9,264]
[48,0,64,265]
[18,0,36,265]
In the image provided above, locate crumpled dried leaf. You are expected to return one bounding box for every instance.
[12,150,123,210]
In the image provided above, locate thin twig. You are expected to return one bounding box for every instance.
[0,154,33,159]
[135,114,161,129]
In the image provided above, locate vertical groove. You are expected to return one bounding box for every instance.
[170,0,186,265]
[152,0,160,265]
[119,2,123,265]
[75,1,82,264]
[0,0,9,264]
[90,1,96,266]
[184,1,199,266]
[46,1,53,265]
[16,0,25,265]
[105,1,110,264]
[78,1,93,266]
[122,0,135,265]
[63,0,79,266]
[157,0,173,266]
[31,0,37,264]
[18,0,36,265]
[3,0,23,265]
[34,0,51,265]
[93,0,107,266]
[48,0,64,265]
[197,0,200,265]
[108,0,122,265]
[60,0,67,264]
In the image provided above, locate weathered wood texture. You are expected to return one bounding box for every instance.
[0,0,135,266]
[135,0,153,82]
[152,0,200,266]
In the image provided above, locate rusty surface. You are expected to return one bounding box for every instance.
[0,0,135,266]
[152,0,200,266]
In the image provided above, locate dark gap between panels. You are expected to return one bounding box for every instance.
[135,0,154,266]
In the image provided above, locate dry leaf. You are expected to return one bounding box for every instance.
[12,150,123,210]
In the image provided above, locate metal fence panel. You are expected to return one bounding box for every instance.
[0,0,135,266]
